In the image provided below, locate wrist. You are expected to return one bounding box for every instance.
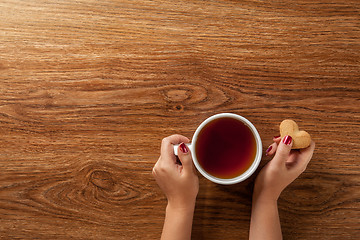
[167,194,197,211]
[166,200,196,214]
[253,192,278,206]
[253,185,280,204]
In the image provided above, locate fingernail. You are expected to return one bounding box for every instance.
[179,143,189,153]
[283,135,292,145]
[265,145,272,155]
[274,135,281,139]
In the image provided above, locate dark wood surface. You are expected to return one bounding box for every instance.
[1,0,359,239]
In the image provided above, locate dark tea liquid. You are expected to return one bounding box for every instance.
[195,117,257,179]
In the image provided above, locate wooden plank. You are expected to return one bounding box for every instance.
[0,0,359,239]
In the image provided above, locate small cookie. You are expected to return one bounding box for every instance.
[280,119,311,149]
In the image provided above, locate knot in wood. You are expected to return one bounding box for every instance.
[90,170,115,191]
[174,104,184,111]
[164,89,190,102]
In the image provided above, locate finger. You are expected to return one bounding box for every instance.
[152,166,157,177]
[160,135,190,162]
[293,140,316,173]
[299,140,315,158]
[265,142,278,156]
[273,136,282,143]
[152,157,161,176]
[177,143,196,174]
[272,135,293,166]
[265,135,282,156]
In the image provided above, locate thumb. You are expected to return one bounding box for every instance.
[177,143,195,173]
[272,135,293,166]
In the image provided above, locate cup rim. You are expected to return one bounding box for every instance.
[191,113,262,185]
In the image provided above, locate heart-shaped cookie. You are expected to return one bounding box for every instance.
[280,119,311,149]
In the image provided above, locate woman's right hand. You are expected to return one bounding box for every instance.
[254,135,316,201]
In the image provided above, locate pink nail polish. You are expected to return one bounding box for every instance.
[273,135,281,139]
[283,135,292,145]
[265,145,272,155]
[179,143,188,153]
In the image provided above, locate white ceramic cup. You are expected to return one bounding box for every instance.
[174,113,262,185]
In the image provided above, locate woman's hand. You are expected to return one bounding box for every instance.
[153,134,199,210]
[153,134,199,240]
[250,135,315,240]
[255,135,316,201]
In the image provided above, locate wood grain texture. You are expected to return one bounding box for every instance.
[0,0,359,239]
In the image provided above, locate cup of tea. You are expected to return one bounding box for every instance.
[174,113,262,185]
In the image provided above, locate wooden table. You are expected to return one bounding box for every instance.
[1,0,359,239]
